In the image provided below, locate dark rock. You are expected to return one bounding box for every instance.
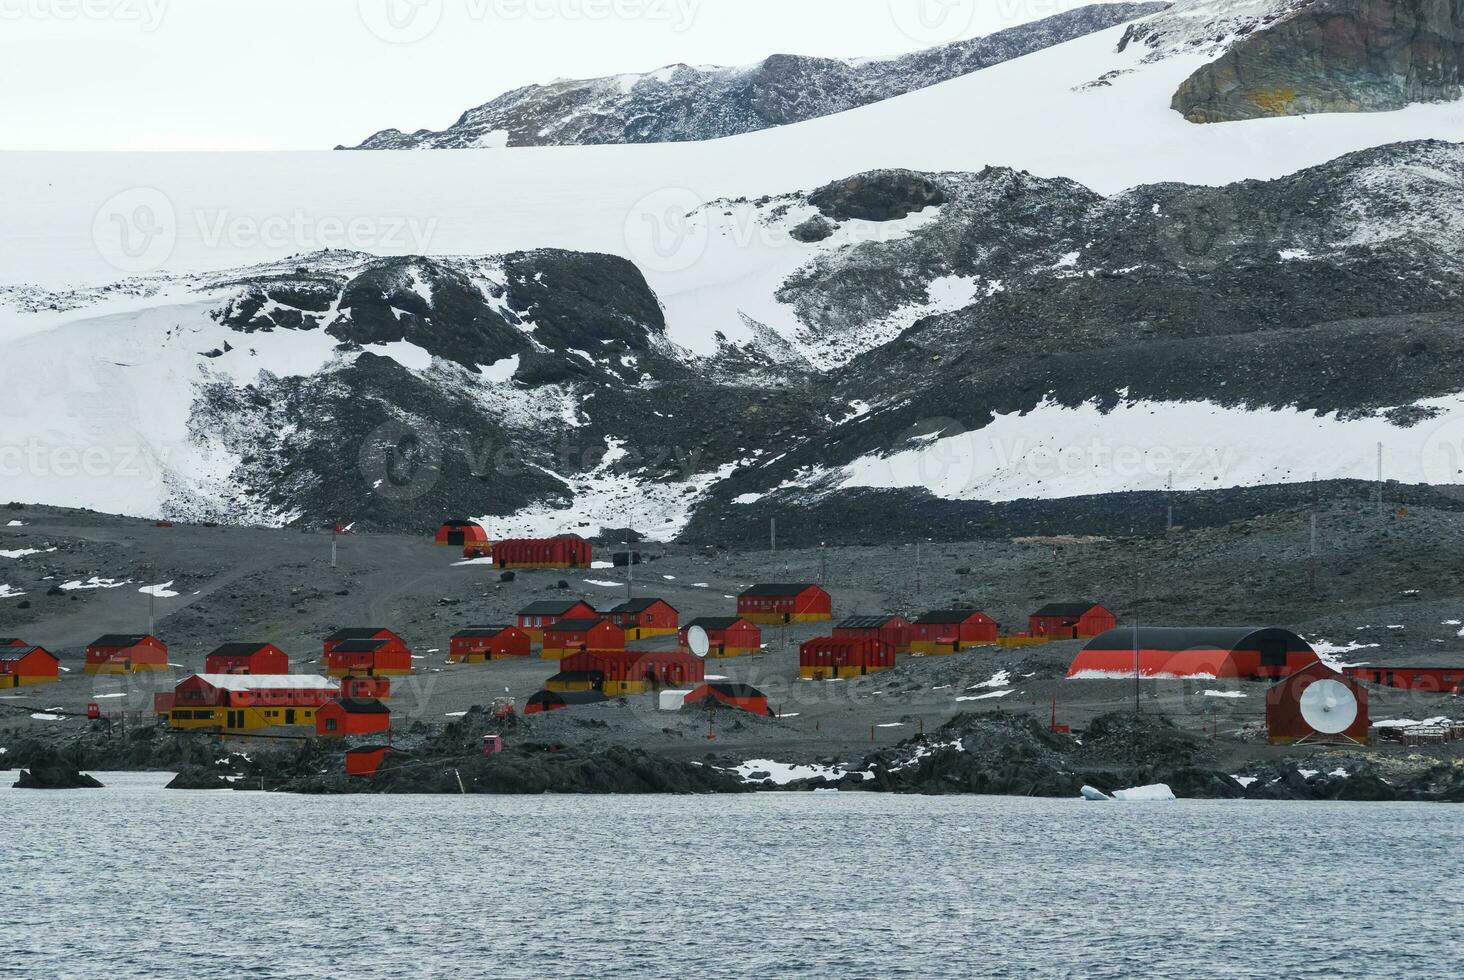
[789,216,836,243]
[14,750,103,789]
[165,766,233,790]
[809,170,947,221]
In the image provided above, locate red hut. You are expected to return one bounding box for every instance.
[0,644,59,688]
[325,636,413,677]
[345,745,400,779]
[909,610,998,654]
[1028,602,1117,640]
[737,584,832,625]
[683,683,772,717]
[449,625,532,663]
[1344,666,1464,695]
[1067,627,1319,680]
[559,648,704,695]
[492,535,592,569]
[436,520,488,549]
[168,673,339,731]
[834,615,912,654]
[316,698,392,737]
[799,636,895,680]
[323,628,402,656]
[1268,662,1370,745]
[678,617,761,658]
[608,598,679,639]
[541,619,625,661]
[205,642,290,675]
[84,634,169,674]
[516,600,598,641]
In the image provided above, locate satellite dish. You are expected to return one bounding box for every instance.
[1299,679,1358,735]
[687,625,710,659]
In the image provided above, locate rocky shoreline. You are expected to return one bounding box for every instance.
[7,709,1462,802]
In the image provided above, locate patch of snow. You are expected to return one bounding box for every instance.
[139,581,180,598]
[363,340,434,371]
[478,354,520,382]
[0,547,54,559]
[957,689,1014,701]
[1111,783,1176,802]
[1203,689,1247,699]
[30,713,65,721]
[968,670,1012,690]
[0,585,25,599]
[729,758,870,785]
[1232,775,1258,788]
[61,576,130,591]
[583,579,622,588]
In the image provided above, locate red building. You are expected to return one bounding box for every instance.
[436,520,488,549]
[516,600,598,640]
[683,682,772,717]
[799,636,895,680]
[0,644,59,688]
[559,648,704,695]
[449,625,532,663]
[84,634,169,674]
[492,535,592,569]
[1028,602,1117,640]
[608,598,679,639]
[737,584,833,625]
[542,619,625,661]
[340,675,392,699]
[1268,662,1370,745]
[205,642,290,675]
[1068,627,1320,680]
[323,628,402,656]
[316,698,391,737]
[678,617,761,658]
[346,745,401,779]
[1344,666,1463,694]
[910,610,998,654]
[834,615,912,654]
[325,637,413,677]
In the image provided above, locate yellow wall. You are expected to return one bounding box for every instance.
[85,661,169,675]
[799,664,889,680]
[742,612,831,625]
[169,705,320,732]
[545,678,599,693]
[4,674,58,688]
[326,666,413,678]
[708,646,760,659]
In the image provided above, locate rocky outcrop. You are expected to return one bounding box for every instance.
[165,766,233,790]
[341,4,1165,149]
[808,171,947,222]
[1173,0,1464,122]
[13,749,103,789]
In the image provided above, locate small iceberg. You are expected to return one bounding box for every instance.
[1080,783,1175,802]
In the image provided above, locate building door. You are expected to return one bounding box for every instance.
[285,709,296,725]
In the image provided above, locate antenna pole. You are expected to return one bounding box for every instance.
[1132,621,1140,715]
[915,541,922,602]
[1376,442,1383,515]
[770,518,776,556]
[625,535,632,603]
[331,524,338,569]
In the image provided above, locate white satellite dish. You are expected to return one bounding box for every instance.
[1299,679,1358,735]
[687,625,710,659]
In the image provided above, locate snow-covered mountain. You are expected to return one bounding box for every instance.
[341,3,1166,150]
[5,0,1464,543]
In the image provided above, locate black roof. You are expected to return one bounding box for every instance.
[1032,602,1102,618]
[332,698,390,714]
[836,615,904,630]
[1082,627,1313,654]
[547,671,604,682]
[518,600,595,616]
[527,689,608,707]
[345,744,399,755]
[439,520,482,528]
[686,617,748,631]
[89,634,156,648]
[610,598,674,614]
[325,627,392,643]
[740,583,820,597]
[331,639,393,653]
[914,610,986,625]
[0,646,51,661]
[453,625,515,638]
[544,618,612,633]
[702,682,765,698]
[209,642,275,657]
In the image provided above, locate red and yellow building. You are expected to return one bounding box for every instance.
[325,636,413,677]
[1028,602,1117,640]
[84,634,168,674]
[206,642,290,675]
[167,673,339,731]
[492,534,592,569]
[557,648,705,696]
[516,601,598,642]
[608,598,679,639]
[316,698,392,737]
[678,617,761,658]
[737,584,832,625]
[910,610,999,655]
[833,615,912,654]
[799,636,894,680]
[541,618,625,661]
[0,642,59,688]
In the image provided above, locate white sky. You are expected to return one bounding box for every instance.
[0,0,1088,150]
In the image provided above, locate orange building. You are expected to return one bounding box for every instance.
[909,610,998,654]
[683,683,772,717]
[206,642,290,675]
[325,637,413,677]
[168,673,339,731]
[678,617,761,658]
[737,584,832,625]
[1028,602,1117,639]
[346,745,402,778]
[799,636,894,680]
[516,601,598,641]
[84,634,168,674]
[492,534,592,569]
[557,648,704,695]
[608,598,679,639]
[833,615,913,654]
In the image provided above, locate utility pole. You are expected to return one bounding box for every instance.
[331,524,338,569]
[1377,442,1384,515]
[819,542,827,585]
[770,518,776,556]
[1166,471,1173,531]
[624,535,633,604]
[915,540,922,603]
[1132,621,1140,715]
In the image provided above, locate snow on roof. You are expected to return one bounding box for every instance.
[192,673,338,692]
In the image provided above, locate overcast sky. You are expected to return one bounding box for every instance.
[0,0,1083,150]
